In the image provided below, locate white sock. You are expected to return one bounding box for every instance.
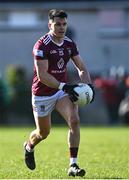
[26,144,34,152]
[70,157,77,165]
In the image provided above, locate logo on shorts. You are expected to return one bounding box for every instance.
[40,105,45,112]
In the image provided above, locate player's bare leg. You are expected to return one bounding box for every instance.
[24,114,51,170]
[55,96,86,177]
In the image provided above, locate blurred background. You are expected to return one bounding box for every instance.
[0,0,129,126]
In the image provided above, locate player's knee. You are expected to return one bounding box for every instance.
[69,115,80,129]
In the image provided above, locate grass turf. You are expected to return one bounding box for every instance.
[0,126,129,179]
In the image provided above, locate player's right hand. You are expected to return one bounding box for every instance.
[87,83,95,103]
[59,83,79,102]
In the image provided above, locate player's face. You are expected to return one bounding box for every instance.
[49,17,67,38]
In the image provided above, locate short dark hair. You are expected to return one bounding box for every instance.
[48,9,67,21]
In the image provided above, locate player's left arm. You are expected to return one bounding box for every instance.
[71,55,92,84]
[72,55,95,102]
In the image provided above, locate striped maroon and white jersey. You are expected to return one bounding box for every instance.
[32,33,79,96]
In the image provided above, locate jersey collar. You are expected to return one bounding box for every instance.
[48,34,64,47]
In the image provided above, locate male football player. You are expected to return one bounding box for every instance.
[24,9,94,177]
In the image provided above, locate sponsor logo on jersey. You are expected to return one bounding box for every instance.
[34,49,43,57]
[51,69,66,74]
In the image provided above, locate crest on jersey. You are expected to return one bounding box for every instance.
[57,58,64,69]
[67,48,72,56]
[58,48,64,56]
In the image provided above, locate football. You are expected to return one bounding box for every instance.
[74,83,93,106]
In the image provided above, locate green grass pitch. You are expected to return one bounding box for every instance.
[0,126,129,179]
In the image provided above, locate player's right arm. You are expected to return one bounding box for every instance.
[34,58,60,89]
[35,59,78,100]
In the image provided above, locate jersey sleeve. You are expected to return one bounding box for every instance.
[33,41,48,60]
[71,41,79,58]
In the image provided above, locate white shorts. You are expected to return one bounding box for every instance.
[32,90,67,117]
